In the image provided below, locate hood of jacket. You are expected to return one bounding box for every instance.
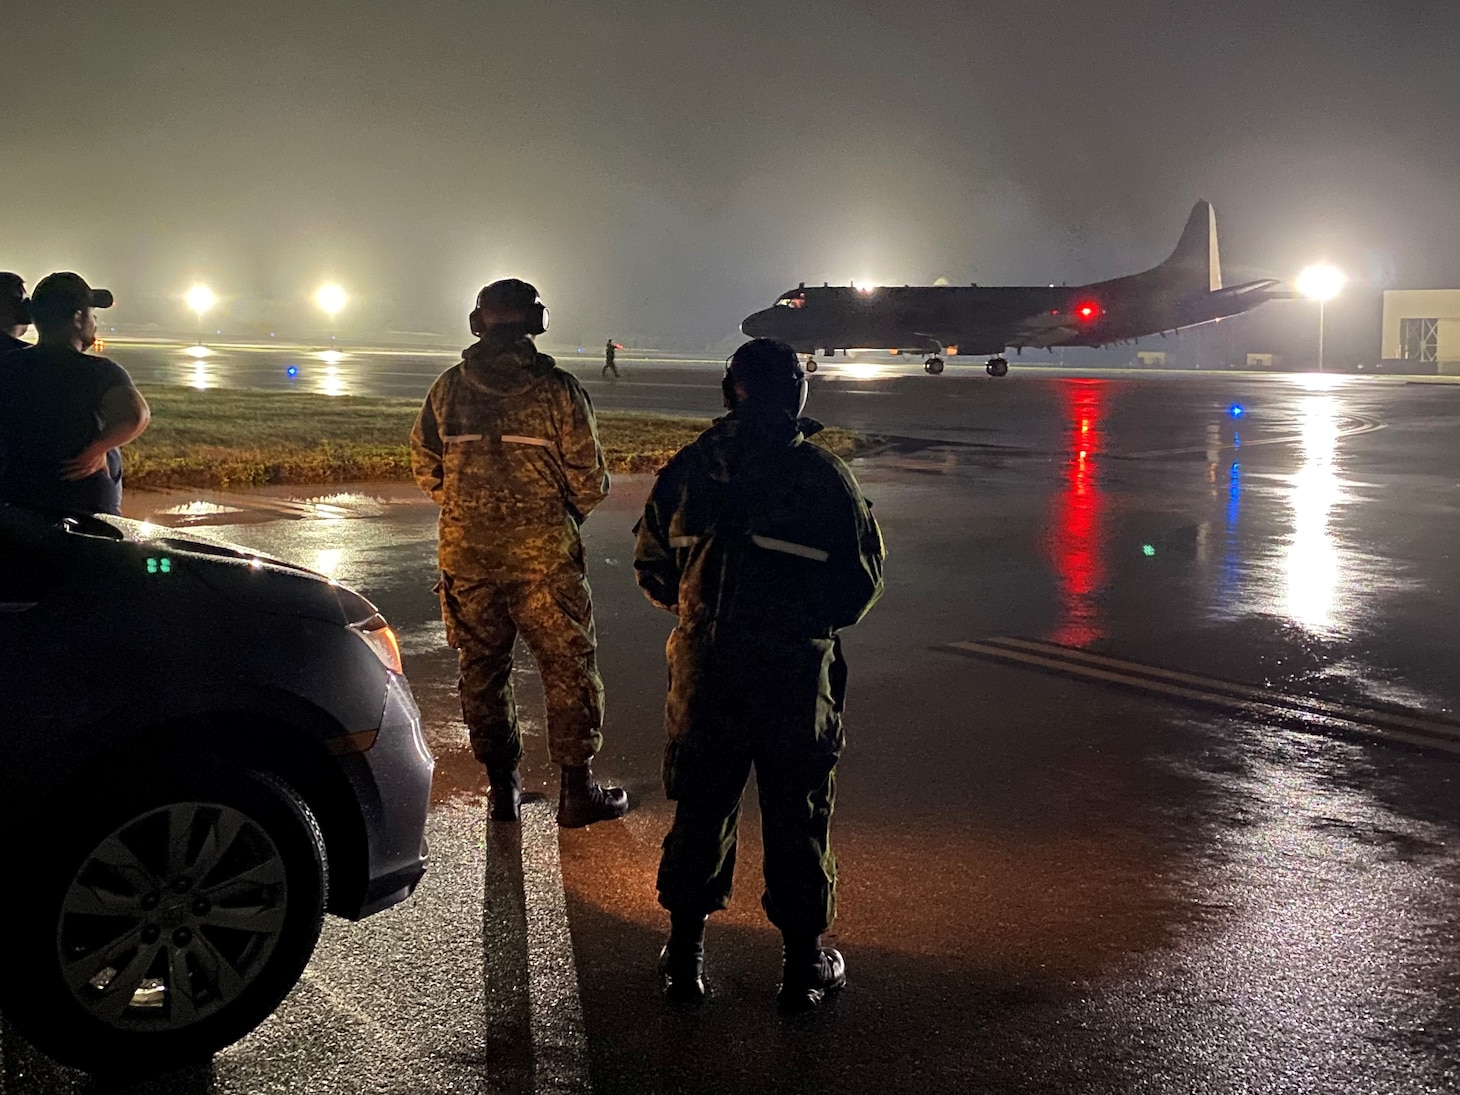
[459,330,551,397]
[695,410,825,484]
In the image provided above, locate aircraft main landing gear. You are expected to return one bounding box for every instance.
[924,355,945,375]
[804,356,818,373]
[986,356,1009,377]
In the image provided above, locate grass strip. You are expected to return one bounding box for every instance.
[127,386,875,489]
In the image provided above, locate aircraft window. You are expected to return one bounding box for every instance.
[775,296,805,309]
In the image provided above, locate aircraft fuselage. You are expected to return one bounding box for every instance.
[740,201,1286,363]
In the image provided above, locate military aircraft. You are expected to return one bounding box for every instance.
[740,200,1287,375]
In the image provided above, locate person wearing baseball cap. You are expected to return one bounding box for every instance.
[0,273,31,352]
[0,272,149,516]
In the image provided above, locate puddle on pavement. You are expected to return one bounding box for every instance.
[127,483,430,527]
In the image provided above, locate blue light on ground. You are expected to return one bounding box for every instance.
[286,365,299,377]
[1230,404,1244,418]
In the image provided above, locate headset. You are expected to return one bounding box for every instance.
[722,340,808,417]
[469,280,549,338]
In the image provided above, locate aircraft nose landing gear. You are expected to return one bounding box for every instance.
[923,356,945,375]
[804,356,818,373]
[986,356,1009,377]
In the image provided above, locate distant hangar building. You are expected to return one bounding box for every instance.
[1382,290,1460,373]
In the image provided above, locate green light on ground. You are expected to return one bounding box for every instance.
[1142,544,1156,557]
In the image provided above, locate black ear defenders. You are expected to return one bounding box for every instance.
[472,280,550,337]
[722,359,809,416]
[525,298,549,336]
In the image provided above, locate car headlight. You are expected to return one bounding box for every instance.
[352,613,403,675]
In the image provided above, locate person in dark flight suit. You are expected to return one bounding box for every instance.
[634,338,885,1009]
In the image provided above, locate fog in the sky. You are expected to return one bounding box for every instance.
[2,0,1457,359]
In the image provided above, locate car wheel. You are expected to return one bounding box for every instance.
[3,770,327,1075]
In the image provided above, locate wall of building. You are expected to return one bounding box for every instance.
[1382,289,1460,363]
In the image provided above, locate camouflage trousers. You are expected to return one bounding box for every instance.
[656,627,847,935]
[438,567,605,770]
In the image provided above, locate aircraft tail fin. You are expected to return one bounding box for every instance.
[1162,200,1222,292]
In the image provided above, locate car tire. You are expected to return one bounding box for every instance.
[2,768,327,1075]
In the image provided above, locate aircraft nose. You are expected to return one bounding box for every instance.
[740,308,777,338]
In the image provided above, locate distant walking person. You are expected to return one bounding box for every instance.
[0,273,30,352]
[602,338,621,378]
[411,279,629,827]
[634,337,885,1010]
[0,273,150,516]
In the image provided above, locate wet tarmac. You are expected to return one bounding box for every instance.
[4,363,1460,1093]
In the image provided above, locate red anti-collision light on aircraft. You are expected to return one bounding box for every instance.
[1075,301,1102,322]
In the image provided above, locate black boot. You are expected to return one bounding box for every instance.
[487,766,521,822]
[556,763,629,828]
[659,911,707,1003]
[777,936,846,1012]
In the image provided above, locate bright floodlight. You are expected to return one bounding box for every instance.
[184,283,216,317]
[315,283,348,317]
[1297,264,1345,302]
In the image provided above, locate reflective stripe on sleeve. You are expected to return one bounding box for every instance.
[502,434,553,448]
[669,535,699,549]
[441,433,484,443]
[750,535,830,562]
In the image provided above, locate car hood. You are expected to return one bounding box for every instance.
[92,515,381,627]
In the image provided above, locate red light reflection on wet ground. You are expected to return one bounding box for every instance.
[1048,379,1107,646]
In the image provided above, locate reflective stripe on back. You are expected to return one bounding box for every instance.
[501,434,553,448]
[749,535,829,562]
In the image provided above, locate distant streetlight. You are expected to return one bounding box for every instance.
[315,283,347,346]
[184,283,216,345]
[1297,264,1345,372]
[315,283,347,318]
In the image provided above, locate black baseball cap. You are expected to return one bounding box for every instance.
[30,272,114,323]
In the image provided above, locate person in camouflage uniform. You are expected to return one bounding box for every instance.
[411,279,628,828]
[633,338,885,1010]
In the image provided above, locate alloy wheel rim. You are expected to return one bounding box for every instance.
[57,801,289,1031]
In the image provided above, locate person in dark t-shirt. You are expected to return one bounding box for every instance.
[0,272,150,515]
[0,273,30,353]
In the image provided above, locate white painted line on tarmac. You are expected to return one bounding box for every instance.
[948,637,1460,756]
[986,637,1460,744]
[519,799,593,1095]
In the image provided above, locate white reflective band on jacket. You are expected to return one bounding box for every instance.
[749,535,830,562]
[441,433,484,443]
[501,435,553,448]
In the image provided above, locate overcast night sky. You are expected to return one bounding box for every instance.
[2,1,1458,358]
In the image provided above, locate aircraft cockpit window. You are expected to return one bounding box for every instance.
[775,296,805,309]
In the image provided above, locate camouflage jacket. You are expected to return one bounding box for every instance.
[411,332,609,575]
[634,410,885,639]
